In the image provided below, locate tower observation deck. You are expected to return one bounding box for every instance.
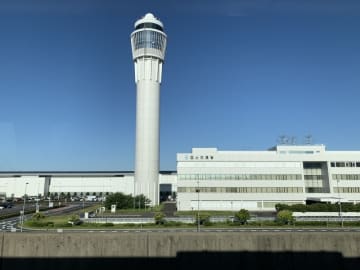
[131,13,167,205]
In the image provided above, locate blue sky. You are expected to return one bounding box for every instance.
[0,0,359,171]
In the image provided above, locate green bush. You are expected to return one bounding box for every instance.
[154,212,166,225]
[195,214,211,226]
[277,210,294,225]
[26,221,47,227]
[101,223,114,227]
[234,209,250,225]
[275,202,360,212]
[32,212,45,221]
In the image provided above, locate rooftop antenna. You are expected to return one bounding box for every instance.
[278,135,288,145]
[305,134,313,145]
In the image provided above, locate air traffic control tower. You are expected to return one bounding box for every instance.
[131,13,167,205]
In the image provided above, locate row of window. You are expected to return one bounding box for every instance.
[178,187,303,193]
[331,162,360,168]
[132,30,166,51]
[178,174,302,181]
[334,187,360,193]
[304,175,323,180]
[305,187,329,193]
[332,174,360,180]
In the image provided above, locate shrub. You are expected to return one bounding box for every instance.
[154,212,166,225]
[68,215,82,226]
[101,223,114,227]
[195,214,211,226]
[234,209,250,225]
[32,212,45,221]
[277,210,294,225]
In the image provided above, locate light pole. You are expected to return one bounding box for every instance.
[196,180,200,232]
[336,179,344,228]
[20,182,29,232]
[231,201,234,222]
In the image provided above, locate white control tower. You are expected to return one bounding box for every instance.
[131,13,167,205]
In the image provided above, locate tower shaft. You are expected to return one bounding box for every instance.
[134,58,162,205]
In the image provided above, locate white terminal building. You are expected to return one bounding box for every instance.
[176,144,360,211]
[1,144,360,211]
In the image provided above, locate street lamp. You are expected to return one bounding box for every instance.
[336,179,344,228]
[20,182,29,232]
[196,180,200,232]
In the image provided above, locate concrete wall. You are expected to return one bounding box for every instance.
[2,232,360,270]
[1,232,360,258]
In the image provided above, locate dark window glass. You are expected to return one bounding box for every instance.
[135,23,163,31]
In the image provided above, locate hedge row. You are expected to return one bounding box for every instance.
[275,203,360,212]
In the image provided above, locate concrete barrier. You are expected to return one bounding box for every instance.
[1,232,360,258]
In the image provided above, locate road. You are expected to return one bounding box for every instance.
[0,202,95,232]
[2,219,360,234]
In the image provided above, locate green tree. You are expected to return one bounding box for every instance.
[134,194,151,209]
[277,210,294,225]
[235,209,250,225]
[154,212,166,225]
[104,192,133,209]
